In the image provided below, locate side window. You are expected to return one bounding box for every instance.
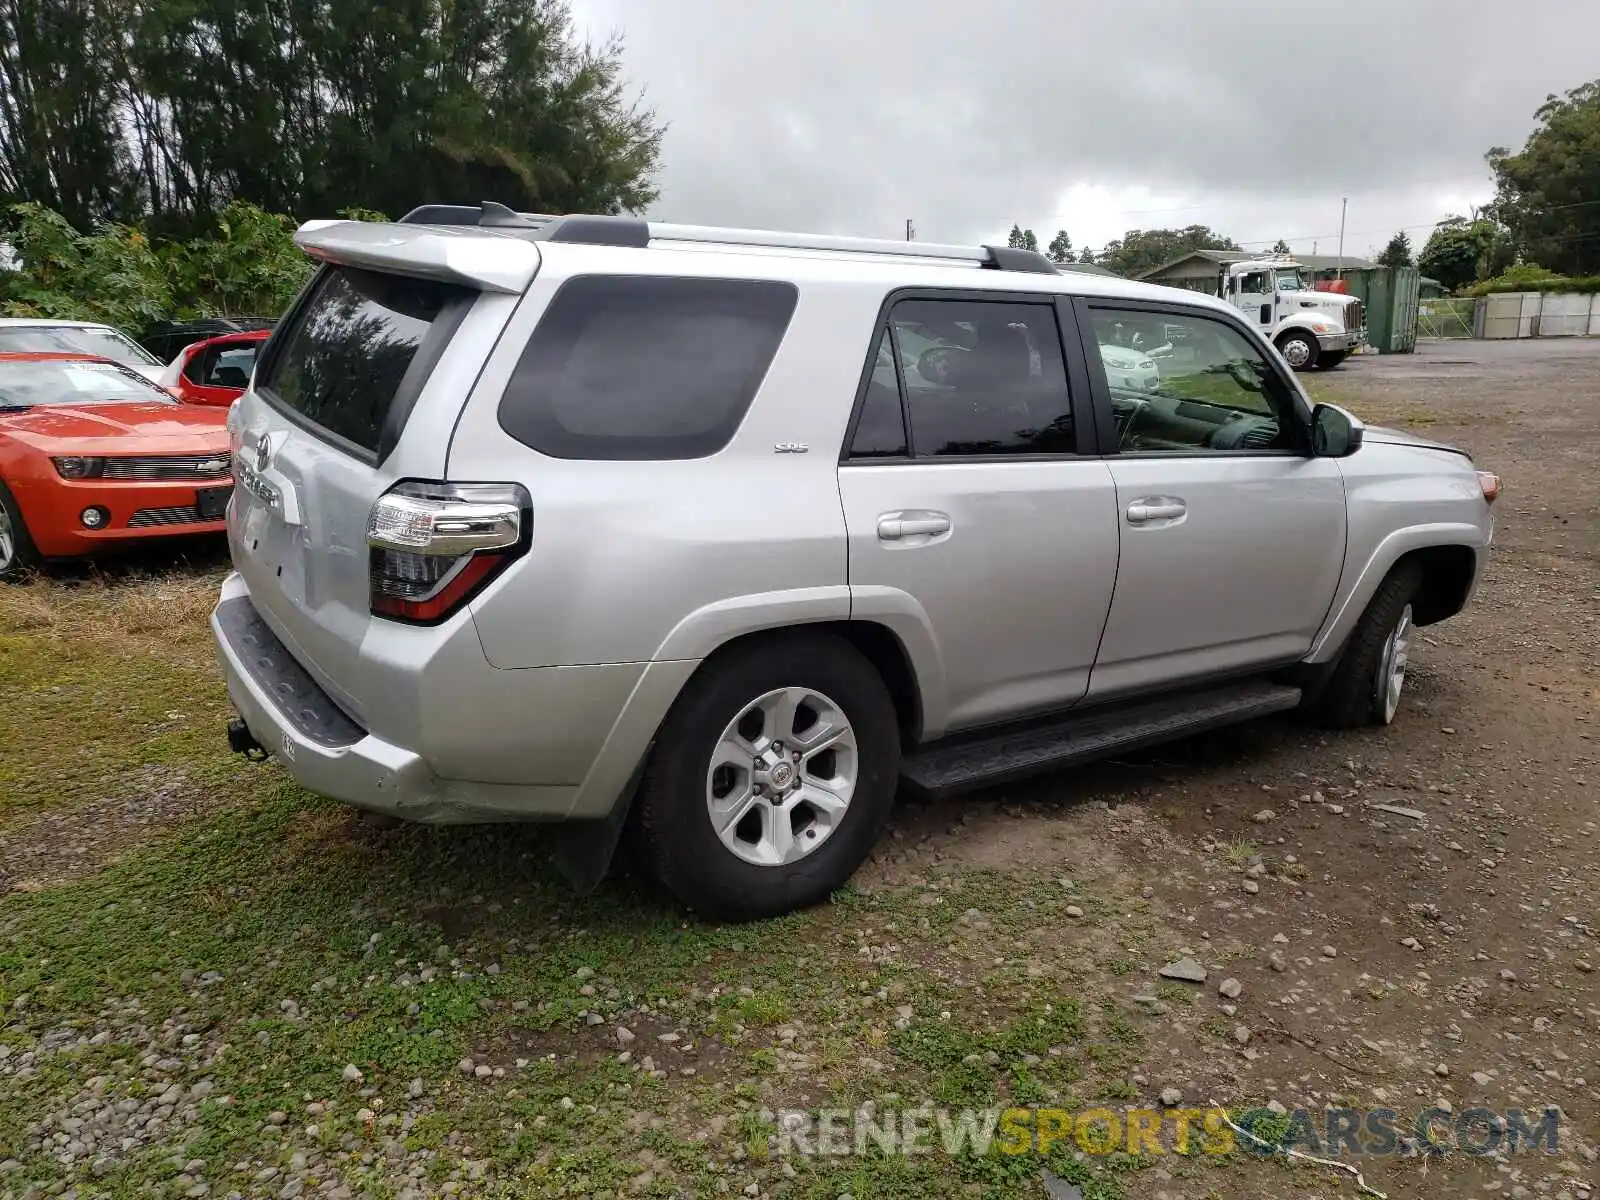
[889,298,1074,457]
[209,347,256,388]
[1087,308,1299,453]
[498,276,798,460]
[1236,270,1272,295]
[847,329,908,458]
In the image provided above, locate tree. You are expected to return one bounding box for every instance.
[0,199,326,326]
[0,203,172,329]
[1377,230,1413,269]
[0,0,664,227]
[1096,225,1239,277]
[1007,225,1039,252]
[1487,79,1600,276]
[0,0,138,227]
[1418,216,1512,291]
[1045,230,1075,263]
[1271,239,1291,256]
[1078,245,1096,265]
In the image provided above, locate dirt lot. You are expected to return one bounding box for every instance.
[1,337,1597,1200]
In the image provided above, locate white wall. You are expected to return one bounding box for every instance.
[1479,292,1600,339]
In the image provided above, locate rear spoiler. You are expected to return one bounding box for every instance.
[293,220,540,294]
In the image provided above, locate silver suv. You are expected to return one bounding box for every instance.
[212,204,1499,921]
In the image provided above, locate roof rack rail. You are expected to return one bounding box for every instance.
[393,203,1059,273]
[398,203,559,228]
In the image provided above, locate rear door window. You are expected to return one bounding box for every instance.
[257,266,470,458]
[497,275,798,460]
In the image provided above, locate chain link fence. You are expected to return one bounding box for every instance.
[1417,297,1477,339]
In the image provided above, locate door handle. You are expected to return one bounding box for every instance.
[877,512,952,541]
[1126,498,1187,523]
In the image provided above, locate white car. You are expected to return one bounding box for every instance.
[1099,342,1161,392]
[0,319,166,382]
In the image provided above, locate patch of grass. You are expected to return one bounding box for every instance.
[1098,1009,1142,1046]
[1221,840,1258,865]
[1156,983,1197,1007]
[888,998,1086,1108]
[0,567,236,825]
[714,989,791,1032]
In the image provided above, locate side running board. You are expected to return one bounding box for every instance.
[900,680,1302,798]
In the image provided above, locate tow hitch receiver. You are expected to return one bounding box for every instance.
[227,717,268,761]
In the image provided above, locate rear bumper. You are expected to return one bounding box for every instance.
[211,573,695,823]
[213,586,486,821]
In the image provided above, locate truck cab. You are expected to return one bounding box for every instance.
[1222,257,1367,370]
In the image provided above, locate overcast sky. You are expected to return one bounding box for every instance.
[567,0,1595,262]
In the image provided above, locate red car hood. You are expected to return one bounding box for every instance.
[0,402,230,454]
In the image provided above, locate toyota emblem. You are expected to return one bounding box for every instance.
[254,436,272,473]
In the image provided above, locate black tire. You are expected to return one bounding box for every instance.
[1316,350,1348,370]
[1276,330,1319,371]
[635,631,901,922]
[0,481,40,582]
[1304,562,1422,729]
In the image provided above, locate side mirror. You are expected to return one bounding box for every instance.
[1311,402,1364,457]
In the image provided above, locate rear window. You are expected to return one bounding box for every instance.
[259,266,468,456]
[497,275,798,460]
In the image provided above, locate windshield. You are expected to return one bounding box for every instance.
[0,325,160,366]
[0,358,174,409]
[1275,270,1305,291]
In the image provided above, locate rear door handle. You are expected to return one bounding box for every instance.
[1126,498,1187,523]
[877,511,952,541]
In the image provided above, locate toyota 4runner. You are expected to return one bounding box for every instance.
[212,203,1499,921]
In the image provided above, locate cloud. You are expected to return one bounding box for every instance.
[570,0,1597,255]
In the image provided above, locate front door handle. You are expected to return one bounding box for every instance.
[1126,498,1187,523]
[877,511,952,541]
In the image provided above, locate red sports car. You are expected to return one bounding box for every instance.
[0,352,233,577]
[156,329,271,406]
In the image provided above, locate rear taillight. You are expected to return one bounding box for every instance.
[367,481,530,624]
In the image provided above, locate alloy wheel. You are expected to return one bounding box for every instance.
[1375,603,1413,724]
[704,686,858,867]
[0,504,15,572]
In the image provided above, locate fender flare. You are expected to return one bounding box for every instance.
[569,585,948,820]
[1306,523,1487,662]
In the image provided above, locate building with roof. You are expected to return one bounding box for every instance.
[1135,249,1380,292]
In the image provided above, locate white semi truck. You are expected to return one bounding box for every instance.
[1216,256,1367,370]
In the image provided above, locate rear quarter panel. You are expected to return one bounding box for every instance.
[447,246,889,669]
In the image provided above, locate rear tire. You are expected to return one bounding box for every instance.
[0,482,39,582]
[635,631,900,922]
[1276,330,1319,370]
[1304,562,1422,729]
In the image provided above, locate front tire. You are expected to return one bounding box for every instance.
[0,483,40,581]
[1317,350,1348,370]
[1305,563,1422,729]
[635,631,900,922]
[1276,330,1319,370]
